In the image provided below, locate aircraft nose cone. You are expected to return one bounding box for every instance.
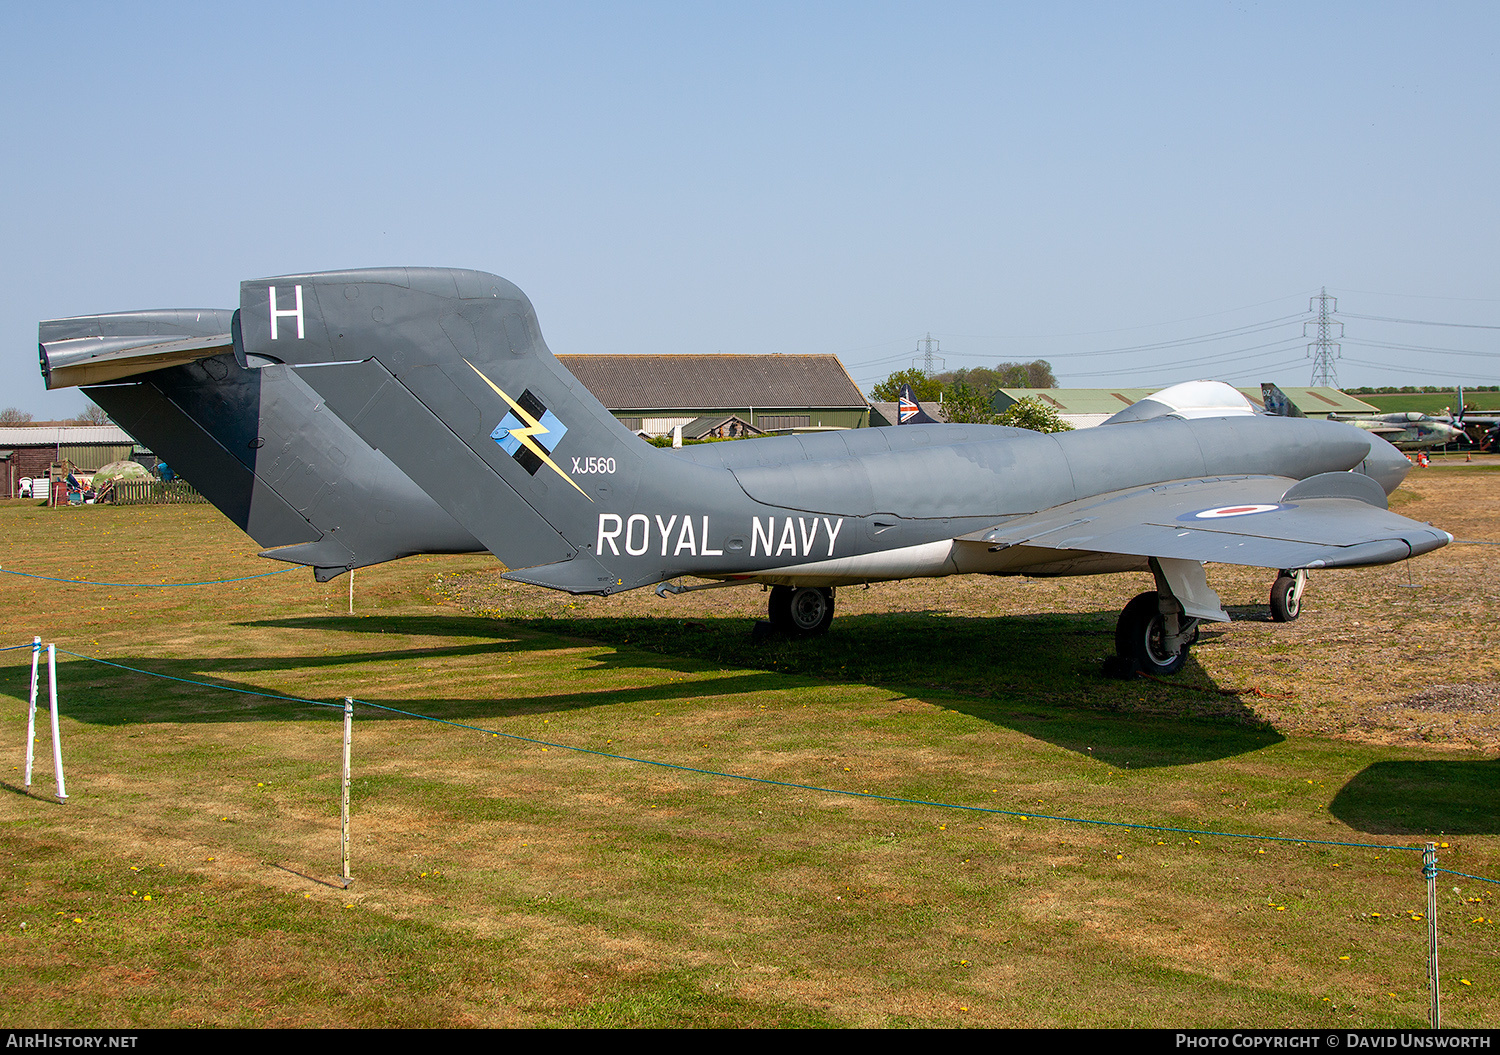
[1358,435,1411,494]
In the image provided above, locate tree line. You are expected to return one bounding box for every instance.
[869,360,1070,431]
[0,404,110,425]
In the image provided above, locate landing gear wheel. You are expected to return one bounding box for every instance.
[1269,571,1305,623]
[768,585,835,637]
[1113,591,1191,676]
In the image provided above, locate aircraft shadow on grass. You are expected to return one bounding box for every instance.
[0,609,1287,770]
[1329,759,1500,836]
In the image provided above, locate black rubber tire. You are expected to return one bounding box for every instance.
[1114,591,1189,676]
[1269,574,1302,623]
[768,585,835,637]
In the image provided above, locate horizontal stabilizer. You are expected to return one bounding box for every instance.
[501,554,628,595]
[40,309,235,389]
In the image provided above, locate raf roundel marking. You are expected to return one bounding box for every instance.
[1190,504,1284,519]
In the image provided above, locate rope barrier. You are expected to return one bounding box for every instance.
[16,641,1479,860]
[15,635,1489,1027]
[51,650,342,710]
[0,565,296,587]
[1434,867,1500,886]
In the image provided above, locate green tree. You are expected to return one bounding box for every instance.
[942,381,998,424]
[933,360,1057,400]
[994,396,1073,433]
[870,368,942,403]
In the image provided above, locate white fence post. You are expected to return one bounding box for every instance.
[47,645,66,801]
[24,637,39,786]
[341,698,353,886]
[1426,841,1440,1029]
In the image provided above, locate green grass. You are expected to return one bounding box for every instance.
[0,501,1495,1027]
[1360,391,1500,415]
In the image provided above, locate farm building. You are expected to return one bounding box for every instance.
[990,386,1378,429]
[558,354,870,436]
[0,425,153,498]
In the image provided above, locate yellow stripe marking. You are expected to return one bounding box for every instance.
[463,359,593,502]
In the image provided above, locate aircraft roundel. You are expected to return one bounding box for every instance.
[1183,503,1289,520]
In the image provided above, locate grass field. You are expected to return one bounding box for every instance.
[0,468,1496,1028]
[1360,391,1500,415]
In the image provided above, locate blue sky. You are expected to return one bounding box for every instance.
[4,2,1497,417]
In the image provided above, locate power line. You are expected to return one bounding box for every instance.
[850,290,1493,390]
[1307,289,1342,387]
[933,289,1318,340]
[1339,357,1500,384]
[858,314,1307,370]
[1343,339,1498,359]
[1062,339,1304,379]
[1340,313,1500,330]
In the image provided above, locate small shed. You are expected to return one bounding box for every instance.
[680,414,765,440]
[0,425,148,497]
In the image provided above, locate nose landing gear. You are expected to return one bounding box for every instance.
[1269,569,1307,622]
[768,585,835,637]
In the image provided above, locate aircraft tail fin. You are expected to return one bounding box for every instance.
[39,307,483,579]
[233,268,728,588]
[896,383,939,424]
[1260,382,1306,418]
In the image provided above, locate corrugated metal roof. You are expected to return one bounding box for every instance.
[557,354,867,411]
[1237,386,1378,414]
[992,389,1158,414]
[0,425,136,445]
[992,386,1378,417]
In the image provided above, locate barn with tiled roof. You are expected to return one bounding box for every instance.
[557,354,870,435]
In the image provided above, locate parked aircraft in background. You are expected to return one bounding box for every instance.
[896,383,939,424]
[1261,382,1466,451]
[1330,411,1468,451]
[40,269,1450,677]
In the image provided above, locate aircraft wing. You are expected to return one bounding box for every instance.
[958,472,1451,571]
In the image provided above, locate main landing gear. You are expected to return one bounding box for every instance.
[768,585,835,637]
[1106,557,1222,678]
[1269,569,1307,622]
[1109,591,1200,677]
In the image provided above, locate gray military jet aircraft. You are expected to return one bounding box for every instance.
[1329,412,1467,451]
[40,268,1450,677]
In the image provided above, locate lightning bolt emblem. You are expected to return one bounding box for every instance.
[464,358,593,502]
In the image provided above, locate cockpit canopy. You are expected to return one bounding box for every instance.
[1102,380,1258,425]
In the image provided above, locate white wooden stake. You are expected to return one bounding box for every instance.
[24,637,39,786]
[1426,842,1440,1029]
[348,569,354,616]
[47,645,66,801]
[341,697,353,886]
